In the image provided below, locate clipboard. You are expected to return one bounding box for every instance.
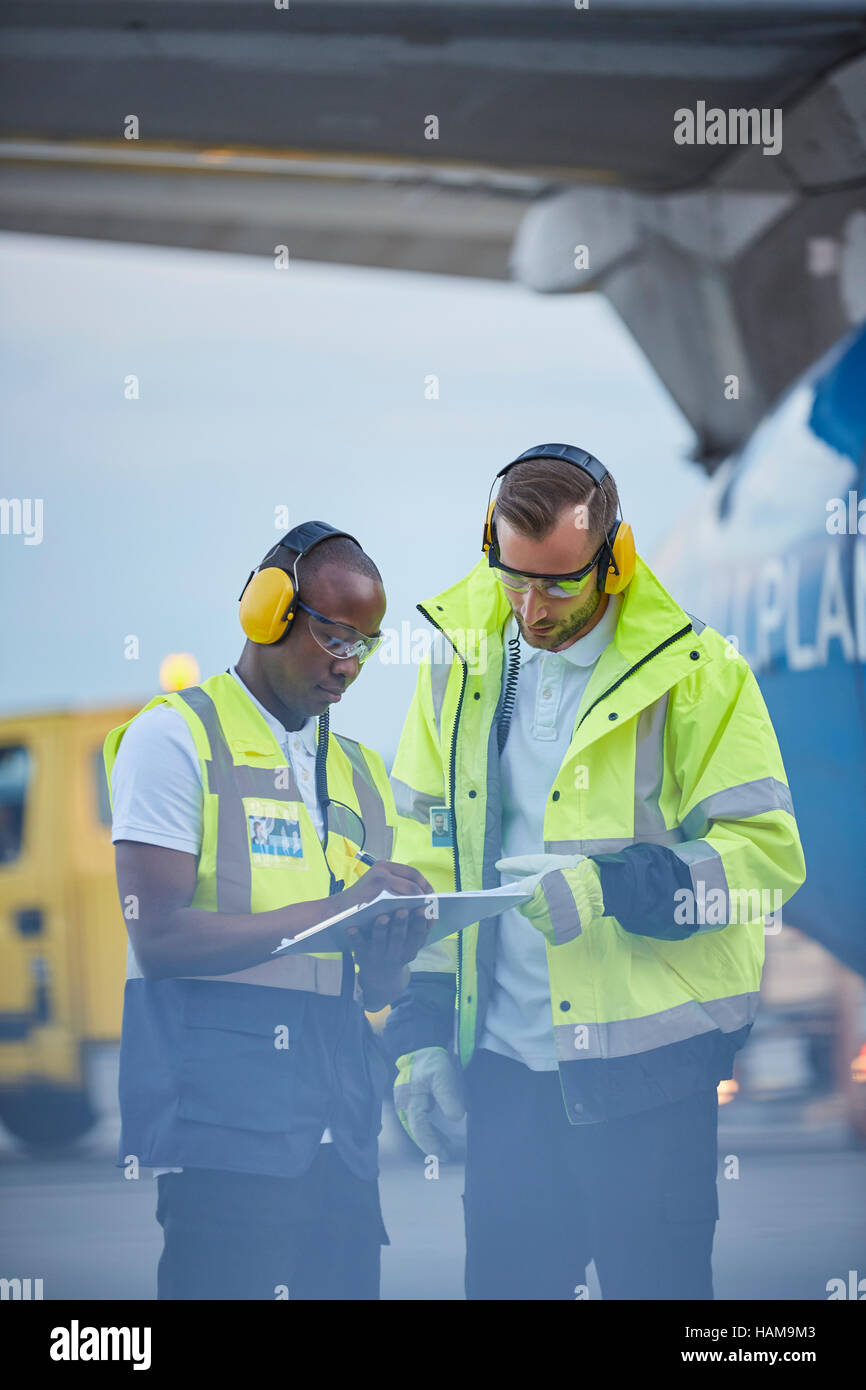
[270,881,536,956]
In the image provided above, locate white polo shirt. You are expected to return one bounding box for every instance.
[109,666,332,1162]
[479,595,621,1071]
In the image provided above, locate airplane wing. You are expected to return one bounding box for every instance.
[1,0,865,460]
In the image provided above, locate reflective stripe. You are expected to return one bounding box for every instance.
[554,991,758,1060]
[393,1082,411,1111]
[177,687,343,995]
[336,735,394,860]
[123,925,344,995]
[545,830,684,855]
[685,610,707,635]
[670,838,730,923]
[542,869,583,944]
[633,693,669,839]
[187,954,344,996]
[392,776,442,826]
[179,687,258,913]
[429,656,452,737]
[178,687,297,801]
[125,939,143,983]
[681,777,795,839]
[327,798,364,843]
[229,764,304,799]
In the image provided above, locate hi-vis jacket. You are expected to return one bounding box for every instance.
[384,555,806,1123]
[104,671,399,1180]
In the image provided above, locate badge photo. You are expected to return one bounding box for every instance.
[429,805,452,847]
[246,798,307,867]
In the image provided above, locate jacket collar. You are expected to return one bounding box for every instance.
[419,553,691,663]
[417,553,704,744]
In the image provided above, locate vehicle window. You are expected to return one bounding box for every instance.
[92,748,113,827]
[0,745,32,864]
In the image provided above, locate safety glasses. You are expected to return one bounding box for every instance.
[297,600,382,663]
[490,542,605,598]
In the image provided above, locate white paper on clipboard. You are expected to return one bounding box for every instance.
[269,880,537,957]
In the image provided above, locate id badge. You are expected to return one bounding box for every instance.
[429,805,452,847]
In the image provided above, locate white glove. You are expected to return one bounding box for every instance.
[496,852,586,878]
[497,853,603,947]
[393,1046,466,1159]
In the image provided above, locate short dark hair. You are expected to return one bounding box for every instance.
[495,456,618,546]
[262,534,383,587]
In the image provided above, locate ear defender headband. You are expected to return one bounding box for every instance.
[238,520,361,645]
[481,442,635,594]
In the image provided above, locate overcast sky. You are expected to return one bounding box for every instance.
[0,231,705,761]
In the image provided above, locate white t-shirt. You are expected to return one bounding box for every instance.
[479,596,621,1070]
[109,666,333,1166]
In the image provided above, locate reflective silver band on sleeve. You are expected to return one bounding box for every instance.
[541,869,583,945]
[392,777,443,826]
[669,838,730,926]
[545,829,685,855]
[681,777,795,839]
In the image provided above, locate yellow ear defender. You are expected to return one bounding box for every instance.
[482,499,497,557]
[239,520,360,645]
[482,443,635,594]
[601,518,636,594]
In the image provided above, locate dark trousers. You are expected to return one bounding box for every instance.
[463,1048,719,1301]
[156,1144,388,1300]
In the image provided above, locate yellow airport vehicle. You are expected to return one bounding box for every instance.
[0,704,139,1146]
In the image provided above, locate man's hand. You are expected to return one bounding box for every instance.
[340,858,432,912]
[496,853,605,946]
[343,860,434,1010]
[394,1047,466,1160]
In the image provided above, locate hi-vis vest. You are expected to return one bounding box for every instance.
[386,555,806,1123]
[104,671,398,1179]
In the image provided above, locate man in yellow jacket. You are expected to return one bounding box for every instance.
[384,445,806,1300]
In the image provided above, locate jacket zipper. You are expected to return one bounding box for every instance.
[417,604,469,1038]
[575,622,694,732]
[416,609,693,1059]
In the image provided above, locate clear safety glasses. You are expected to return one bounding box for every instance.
[297,600,382,663]
[491,543,605,599]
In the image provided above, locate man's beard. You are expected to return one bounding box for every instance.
[515,586,603,651]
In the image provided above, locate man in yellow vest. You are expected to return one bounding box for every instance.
[385,445,806,1300]
[105,521,432,1300]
